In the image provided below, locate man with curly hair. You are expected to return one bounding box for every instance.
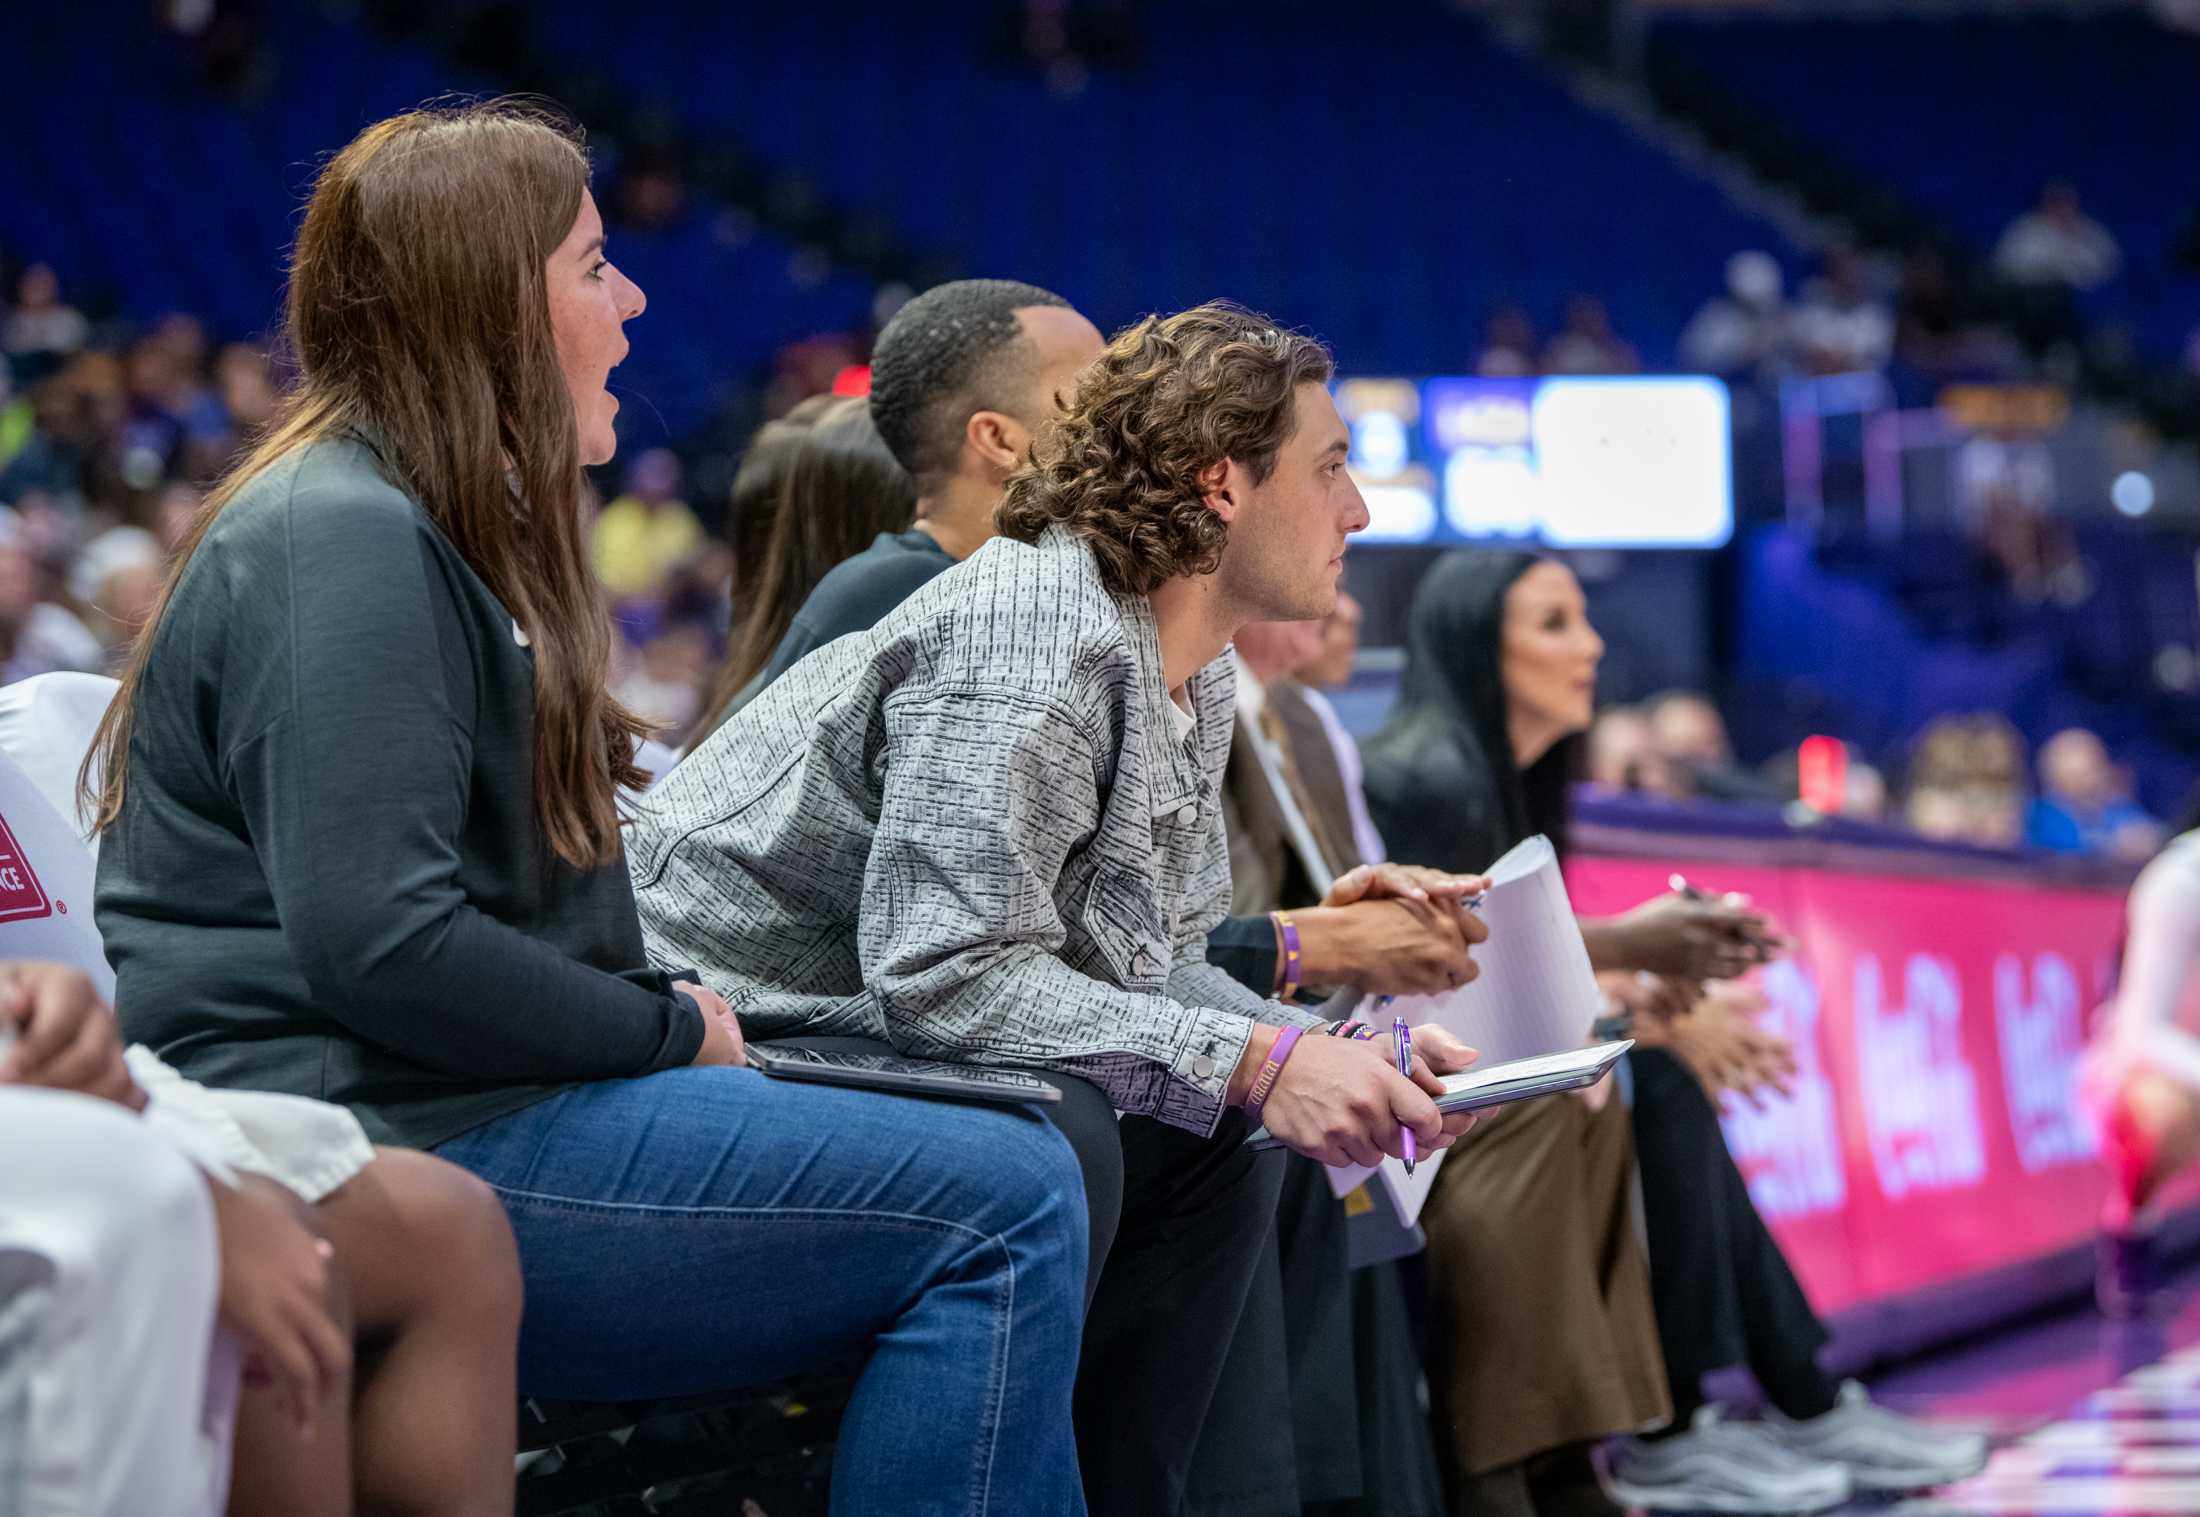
[633,302,1478,1513]
[754,278,1485,1013]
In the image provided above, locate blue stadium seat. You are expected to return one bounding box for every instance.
[1648,12,2200,365]
[0,0,871,442]
[522,0,1806,375]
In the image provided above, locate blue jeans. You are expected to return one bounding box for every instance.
[434,1066,1089,1516]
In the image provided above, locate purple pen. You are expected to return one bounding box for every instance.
[1393,1015,1417,1174]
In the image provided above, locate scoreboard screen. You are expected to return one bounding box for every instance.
[1337,375,1733,549]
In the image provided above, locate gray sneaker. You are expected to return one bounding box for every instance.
[1761,1381,1989,1494]
[1604,1407,1853,1513]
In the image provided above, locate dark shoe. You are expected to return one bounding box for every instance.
[2097,1228,2161,1319]
[1527,1443,1624,1517]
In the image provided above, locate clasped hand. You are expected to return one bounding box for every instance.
[1300,864,1492,997]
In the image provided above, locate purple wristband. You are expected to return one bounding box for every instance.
[1243,1024,1304,1125]
[1273,911,1303,999]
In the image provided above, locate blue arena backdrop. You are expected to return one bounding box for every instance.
[1338,375,1735,550]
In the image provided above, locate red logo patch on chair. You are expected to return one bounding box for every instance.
[0,812,52,922]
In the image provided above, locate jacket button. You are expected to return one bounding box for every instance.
[1192,1054,1216,1079]
[1175,804,1197,825]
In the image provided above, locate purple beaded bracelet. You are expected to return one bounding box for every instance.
[1244,1024,1304,1126]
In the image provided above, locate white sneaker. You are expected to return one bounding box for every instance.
[1761,1381,1989,1494]
[1604,1406,1853,1513]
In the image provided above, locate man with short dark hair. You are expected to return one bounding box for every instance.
[636,303,1480,1514]
[750,278,1103,687]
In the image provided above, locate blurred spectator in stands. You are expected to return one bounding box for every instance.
[766,327,871,417]
[1791,249,1895,377]
[215,340,277,422]
[1647,689,1783,803]
[3,351,132,511]
[69,525,163,667]
[2027,727,2164,861]
[1762,743,1890,821]
[989,0,1141,89]
[1952,422,2082,605]
[119,324,211,490]
[1840,760,1889,822]
[609,137,689,233]
[1993,180,2122,293]
[2,265,89,385]
[1542,293,1640,375]
[209,339,279,456]
[1587,705,1687,800]
[149,315,224,435]
[151,480,203,556]
[156,0,267,97]
[0,508,99,684]
[590,446,703,601]
[1475,302,1539,377]
[1903,714,2028,848]
[1648,689,1729,768]
[612,619,713,739]
[0,358,22,476]
[1680,250,1794,383]
[1895,247,2028,388]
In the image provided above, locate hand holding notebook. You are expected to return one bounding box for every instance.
[1319,835,1610,1223]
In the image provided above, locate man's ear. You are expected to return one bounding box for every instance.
[1198,458,1240,524]
[966,409,1026,479]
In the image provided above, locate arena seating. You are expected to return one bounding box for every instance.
[0,0,873,439]
[1731,524,2198,811]
[507,0,1804,374]
[1646,11,2200,365]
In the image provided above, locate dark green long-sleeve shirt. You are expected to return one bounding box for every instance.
[97,433,703,1149]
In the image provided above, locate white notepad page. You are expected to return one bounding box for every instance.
[1323,834,1607,1224]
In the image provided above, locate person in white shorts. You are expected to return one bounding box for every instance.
[2,1077,236,1517]
[0,728,525,1514]
[2086,830,2200,1310]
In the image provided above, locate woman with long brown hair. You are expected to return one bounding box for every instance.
[88,99,1088,1515]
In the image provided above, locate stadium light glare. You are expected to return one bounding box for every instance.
[2111,470,2155,517]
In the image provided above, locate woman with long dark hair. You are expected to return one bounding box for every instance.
[87,101,1087,1515]
[695,393,915,740]
[1363,549,1983,1515]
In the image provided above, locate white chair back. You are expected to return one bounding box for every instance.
[0,672,120,847]
[0,749,112,998]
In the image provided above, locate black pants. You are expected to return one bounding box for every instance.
[1629,1047,1837,1423]
[1078,1112,1286,1515]
[1186,1156,1449,1517]
[768,1036,1282,1514]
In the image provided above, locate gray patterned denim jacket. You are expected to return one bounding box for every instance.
[628,525,1324,1134]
